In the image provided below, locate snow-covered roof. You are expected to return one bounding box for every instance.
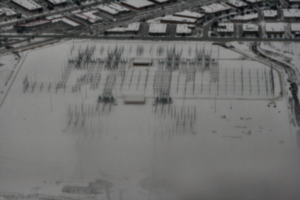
[263,10,278,17]
[46,14,63,20]
[245,0,262,3]
[173,10,204,19]
[265,23,285,32]
[242,24,259,32]
[231,13,258,21]
[12,0,42,11]
[15,19,51,27]
[98,5,119,15]
[47,0,67,5]
[201,3,230,14]
[217,23,234,33]
[61,18,80,27]
[74,11,102,23]
[151,0,170,3]
[0,7,17,17]
[160,15,197,24]
[121,0,154,9]
[108,3,130,12]
[176,24,192,34]
[149,23,167,34]
[290,23,300,32]
[106,22,140,32]
[282,9,300,18]
[226,0,247,8]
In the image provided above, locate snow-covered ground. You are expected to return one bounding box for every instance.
[0,40,299,200]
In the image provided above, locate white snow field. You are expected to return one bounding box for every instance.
[0,40,300,200]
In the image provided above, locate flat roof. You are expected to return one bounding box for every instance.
[149,23,167,33]
[12,0,42,11]
[174,10,204,19]
[231,13,258,20]
[217,23,234,33]
[242,24,259,32]
[108,3,130,12]
[201,3,230,14]
[74,11,102,23]
[263,10,278,17]
[291,23,300,32]
[176,24,192,34]
[245,0,262,3]
[121,0,154,9]
[161,15,197,24]
[282,9,300,18]
[47,0,67,5]
[226,0,248,7]
[151,0,170,3]
[265,23,285,32]
[0,7,17,16]
[98,5,119,15]
[61,17,80,27]
[107,22,140,32]
[15,19,51,27]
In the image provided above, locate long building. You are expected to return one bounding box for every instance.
[11,0,43,12]
[121,0,155,10]
[45,0,67,7]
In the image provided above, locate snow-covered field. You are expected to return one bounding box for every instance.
[0,40,299,200]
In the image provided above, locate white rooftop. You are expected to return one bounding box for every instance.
[16,20,51,27]
[290,23,300,32]
[245,0,262,3]
[231,13,258,20]
[121,0,154,9]
[217,23,234,33]
[176,24,192,34]
[226,0,247,8]
[265,23,285,32]
[263,10,278,17]
[282,9,300,18]
[174,10,204,19]
[0,7,17,16]
[201,3,230,14]
[108,3,130,12]
[242,24,259,32]
[106,22,140,32]
[98,5,119,15]
[149,23,167,34]
[47,0,67,5]
[161,15,197,24]
[12,0,42,11]
[74,11,102,23]
[152,0,170,2]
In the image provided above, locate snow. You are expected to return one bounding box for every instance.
[231,13,258,21]
[0,8,17,17]
[245,0,262,3]
[201,3,230,14]
[11,0,42,11]
[161,15,197,24]
[108,3,130,12]
[46,14,63,20]
[176,24,192,34]
[0,40,299,200]
[15,20,51,28]
[61,18,81,27]
[262,10,278,18]
[265,23,285,33]
[173,10,204,19]
[151,0,170,3]
[290,23,300,32]
[242,24,259,32]
[226,0,247,8]
[121,0,154,9]
[74,11,102,24]
[46,0,67,5]
[106,22,140,33]
[282,9,300,18]
[149,23,167,34]
[217,23,234,33]
[98,5,120,15]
